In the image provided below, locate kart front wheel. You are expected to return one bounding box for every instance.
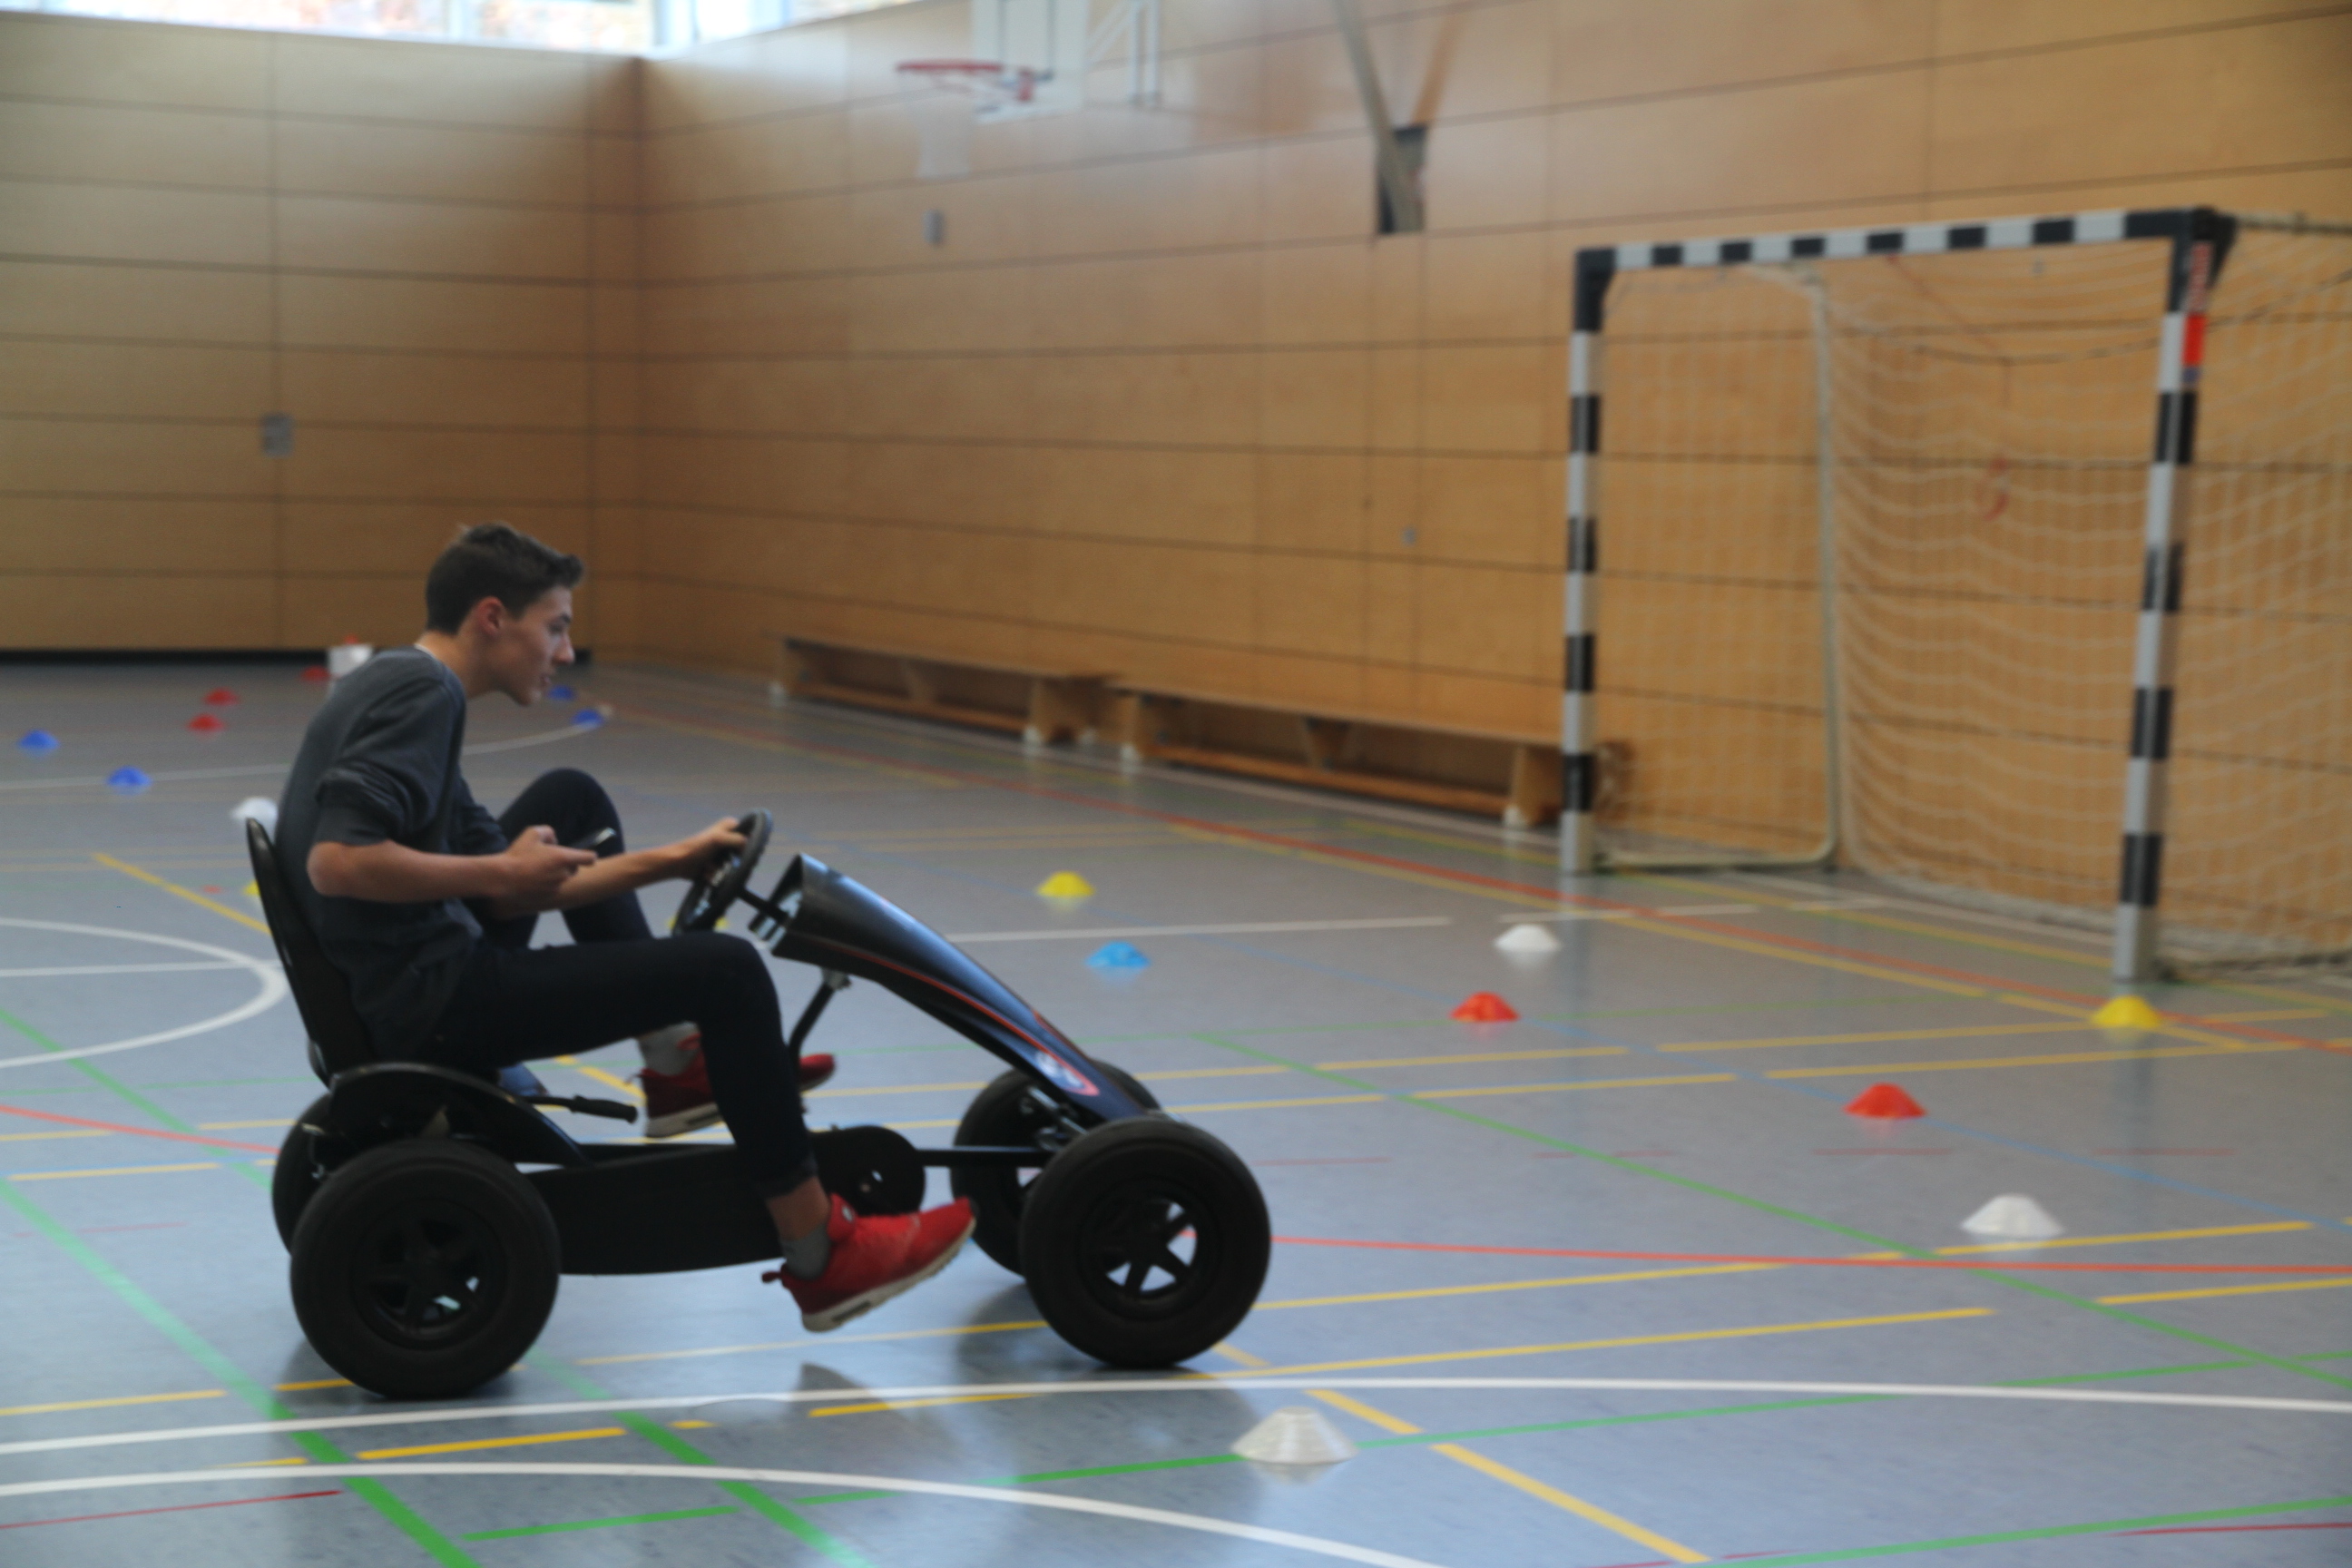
[951,1063,1156,1272]
[1017,1118,1268,1368]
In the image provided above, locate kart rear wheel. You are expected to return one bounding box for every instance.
[950,1063,1156,1272]
[271,1094,334,1250]
[1017,1118,1268,1368]
[289,1139,559,1400]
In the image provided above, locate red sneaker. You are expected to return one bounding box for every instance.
[765,1196,975,1332]
[641,1035,837,1139]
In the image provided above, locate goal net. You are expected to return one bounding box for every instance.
[1574,211,2351,976]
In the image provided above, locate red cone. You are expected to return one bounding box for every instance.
[1450,992,1519,1023]
[203,688,238,705]
[187,712,224,732]
[1846,1083,1925,1119]
[301,665,330,682]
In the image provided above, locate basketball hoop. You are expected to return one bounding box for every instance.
[896,59,1038,180]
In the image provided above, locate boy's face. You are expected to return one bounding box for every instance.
[480,587,575,704]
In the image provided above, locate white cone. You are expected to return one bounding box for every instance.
[230,797,278,836]
[1960,1193,2064,1240]
[1495,923,1562,955]
[1232,1406,1357,1466]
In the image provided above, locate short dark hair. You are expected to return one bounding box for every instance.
[424,524,583,633]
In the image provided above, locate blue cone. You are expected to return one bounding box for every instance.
[548,684,575,701]
[17,730,58,753]
[572,708,604,728]
[1087,940,1151,970]
[106,766,152,792]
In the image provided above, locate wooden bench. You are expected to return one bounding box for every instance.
[768,634,1111,745]
[1107,683,1563,827]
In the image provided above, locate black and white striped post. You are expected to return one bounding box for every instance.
[1562,250,1613,873]
[2113,208,2237,985]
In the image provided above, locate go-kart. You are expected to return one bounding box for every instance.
[248,812,1270,1400]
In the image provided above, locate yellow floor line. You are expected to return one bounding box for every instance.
[0,1129,110,1142]
[9,1161,219,1181]
[1434,1441,1710,1563]
[1413,1074,1740,1099]
[2205,1009,2329,1023]
[808,1080,988,1099]
[2097,1277,2352,1306]
[577,1318,1045,1366]
[1319,1047,1628,1070]
[1765,1043,2297,1079]
[357,1426,630,1460]
[91,853,271,936]
[275,1378,354,1391]
[555,1056,645,1102]
[0,1388,222,1418]
[1263,1357,1708,1563]
[1224,1308,1994,1377]
[1258,1262,1779,1310]
[1133,1064,1291,1081]
[210,1455,310,1467]
[1936,1220,2310,1254]
[805,1392,1043,1418]
[1659,1021,2090,1054]
[1169,1093,1389,1112]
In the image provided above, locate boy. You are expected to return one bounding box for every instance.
[277,524,971,1328]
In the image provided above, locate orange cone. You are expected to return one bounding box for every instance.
[1450,992,1519,1023]
[187,712,224,732]
[1846,1083,1925,1119]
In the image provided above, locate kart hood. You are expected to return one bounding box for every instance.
[754,855,1148,1122]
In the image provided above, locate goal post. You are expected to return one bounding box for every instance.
[1560,207,2352,985]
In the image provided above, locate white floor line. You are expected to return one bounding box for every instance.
[0,918,284,1071]
[0,1463,1447,1568]
[5,1377,2345,1462]
[1499,910,1634,924]
[946,917,1452,944]
[0,961,246,979]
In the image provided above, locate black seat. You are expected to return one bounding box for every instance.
[246,818,379,1082]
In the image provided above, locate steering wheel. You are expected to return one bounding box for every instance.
[671,809,771,935]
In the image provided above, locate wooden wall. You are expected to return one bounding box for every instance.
[0,12,641,652]
[631,0,2352,750]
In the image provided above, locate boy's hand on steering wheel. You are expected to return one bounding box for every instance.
[499,826,597,903]
[669,818,748,880]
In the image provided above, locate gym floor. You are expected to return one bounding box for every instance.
[3,661,2348,1567]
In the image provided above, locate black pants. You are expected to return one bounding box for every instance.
[420,769,817,1198]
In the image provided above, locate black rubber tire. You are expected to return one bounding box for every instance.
[288,1139,560,1400]
[951,1063,1157,1272]
[1017,1118,1269,1368]
[271,1095,334,1251]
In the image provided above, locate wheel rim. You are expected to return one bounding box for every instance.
[351,1199,506,1349]
[1072,1175,1216,1321]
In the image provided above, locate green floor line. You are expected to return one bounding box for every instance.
[1191,1032,2352,1394]
[527,1357,877,1567]
[0,1006,277,1196]
[1745,1492,2352,1564]
[0,1181,483,1568]
[461,1504,740,1541]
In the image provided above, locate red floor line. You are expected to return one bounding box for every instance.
[1269,1235,2352,1275]
[0,1104,276,1153]
[2118,1521,2352,1536]
[622,691,2351,1058]
[0,1491,339,1530]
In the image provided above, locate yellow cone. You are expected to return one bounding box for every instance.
[2092,995,2161,1032]
[242,881,260,899]
[1035,871,1094,899]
